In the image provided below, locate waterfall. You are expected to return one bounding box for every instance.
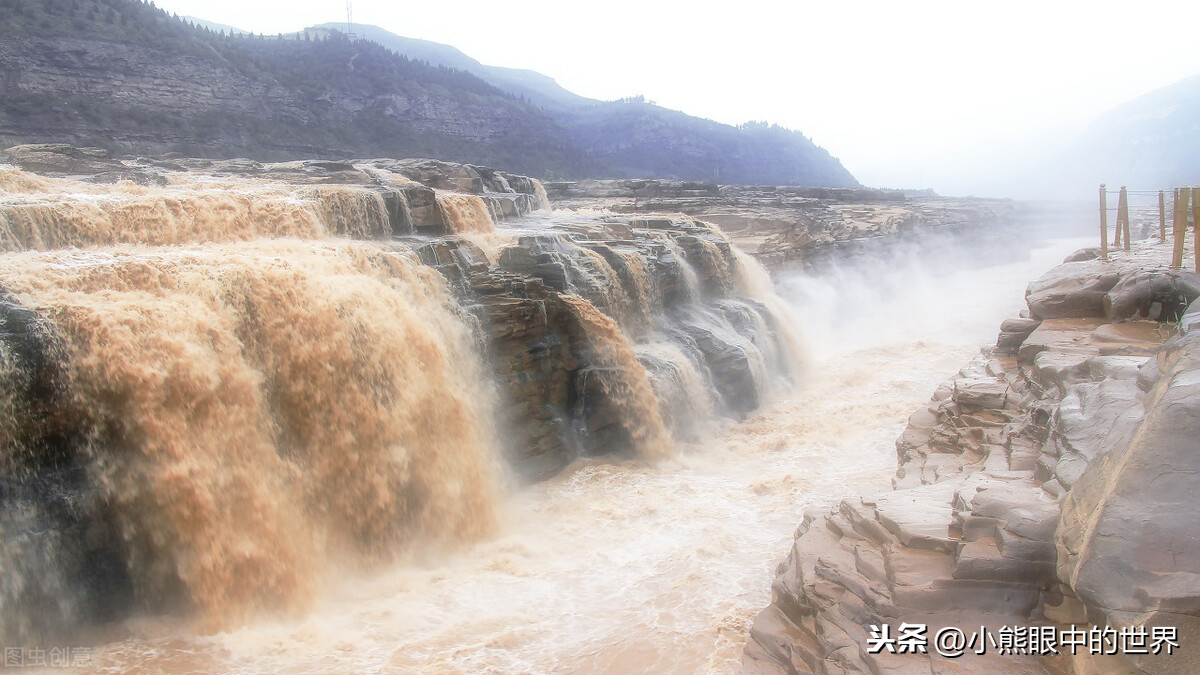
[435,193,496,234]
[731,247,807,383]
[298,186,391,239]
[655,235,703,304]
[560,294,671,461]
[612,248,656,333]
[532,178,552,211]
[0,172,398,250]
[0,240,499,636]
[0,159,808,652]
[636,343,716,439]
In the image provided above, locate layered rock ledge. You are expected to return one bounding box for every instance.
[545,179,1031,269]
[743,240,1200,674]
[0,144,799,482]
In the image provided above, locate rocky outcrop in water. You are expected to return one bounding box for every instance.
[0,290,131,643]
[743,241,1200,674]
[544,179,1030,269]
[418,216,793,478]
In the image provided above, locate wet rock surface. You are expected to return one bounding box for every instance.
[0,290,130,643]
[1,143,124,175]
[1026,249,1200,322]
[418,215,790,479]
[744,240,1200,674]
[544,179,1032,269]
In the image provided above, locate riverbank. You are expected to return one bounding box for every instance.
[743,239,1200,675]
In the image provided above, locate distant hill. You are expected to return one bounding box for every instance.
[181,16,246,35]
[0,2,857,186]
[322,23,858,187]
[558,99,857,185]
[1081,73,1200,188]
[314,23,595,113]
[0,0,597,176]
[1027,73,1200,197]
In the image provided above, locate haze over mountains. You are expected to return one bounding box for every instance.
[0,0,599,177]
[0,0,856,186]
[1051,73,1200,194]
[2,0,1198,193]
[319,23,594,114]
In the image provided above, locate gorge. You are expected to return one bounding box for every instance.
[0,143,808,650]
[3,143,1197,674]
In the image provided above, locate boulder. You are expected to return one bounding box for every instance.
[374,158,485,194]
[995,317,1041,355]
[1062,247,1102,262]
[1025,259,1120,319]
[1103,268,1200,322]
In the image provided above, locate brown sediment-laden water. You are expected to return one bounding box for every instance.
[0,161,1086,673]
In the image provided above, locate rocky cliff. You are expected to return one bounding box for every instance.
[546,179,1030,269]
[743,241,1200,674]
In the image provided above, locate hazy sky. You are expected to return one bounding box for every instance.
[152,0,1200,195]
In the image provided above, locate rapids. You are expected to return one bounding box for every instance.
[1,241,500,631]
[78,235,1088,673]
[0,161,1087,673]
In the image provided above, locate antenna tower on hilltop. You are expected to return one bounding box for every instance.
[345,1,355,37]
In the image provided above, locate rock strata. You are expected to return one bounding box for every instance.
[0,146,800,485]
[418,216,790,478]
[744,240,1200,674]
[545,179,1032,269]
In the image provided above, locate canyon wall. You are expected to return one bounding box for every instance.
[743,242,1200,674]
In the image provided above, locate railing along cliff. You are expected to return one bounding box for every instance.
[1098,183,1198,272]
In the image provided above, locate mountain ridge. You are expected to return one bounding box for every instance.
[1081,72,1200,188]
[314,23,596,113]
[0,0,599,177]
[316,22,858,187]
[0,0,857,186]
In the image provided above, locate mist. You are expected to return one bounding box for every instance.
[57,216,1096,671]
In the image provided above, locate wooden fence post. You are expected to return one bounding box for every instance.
[1100,184,1109,261]
[1172,187,1188,268]
[1112,189,1122,248]
[1159,190,1167,240]
[1113,184,1123,251]
[1192,186,1199,274]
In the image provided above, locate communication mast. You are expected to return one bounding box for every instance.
[345,0,356,38]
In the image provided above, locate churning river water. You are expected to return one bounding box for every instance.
[80,233,1090,675]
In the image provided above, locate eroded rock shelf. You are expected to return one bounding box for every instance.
[743,241,1200,675]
